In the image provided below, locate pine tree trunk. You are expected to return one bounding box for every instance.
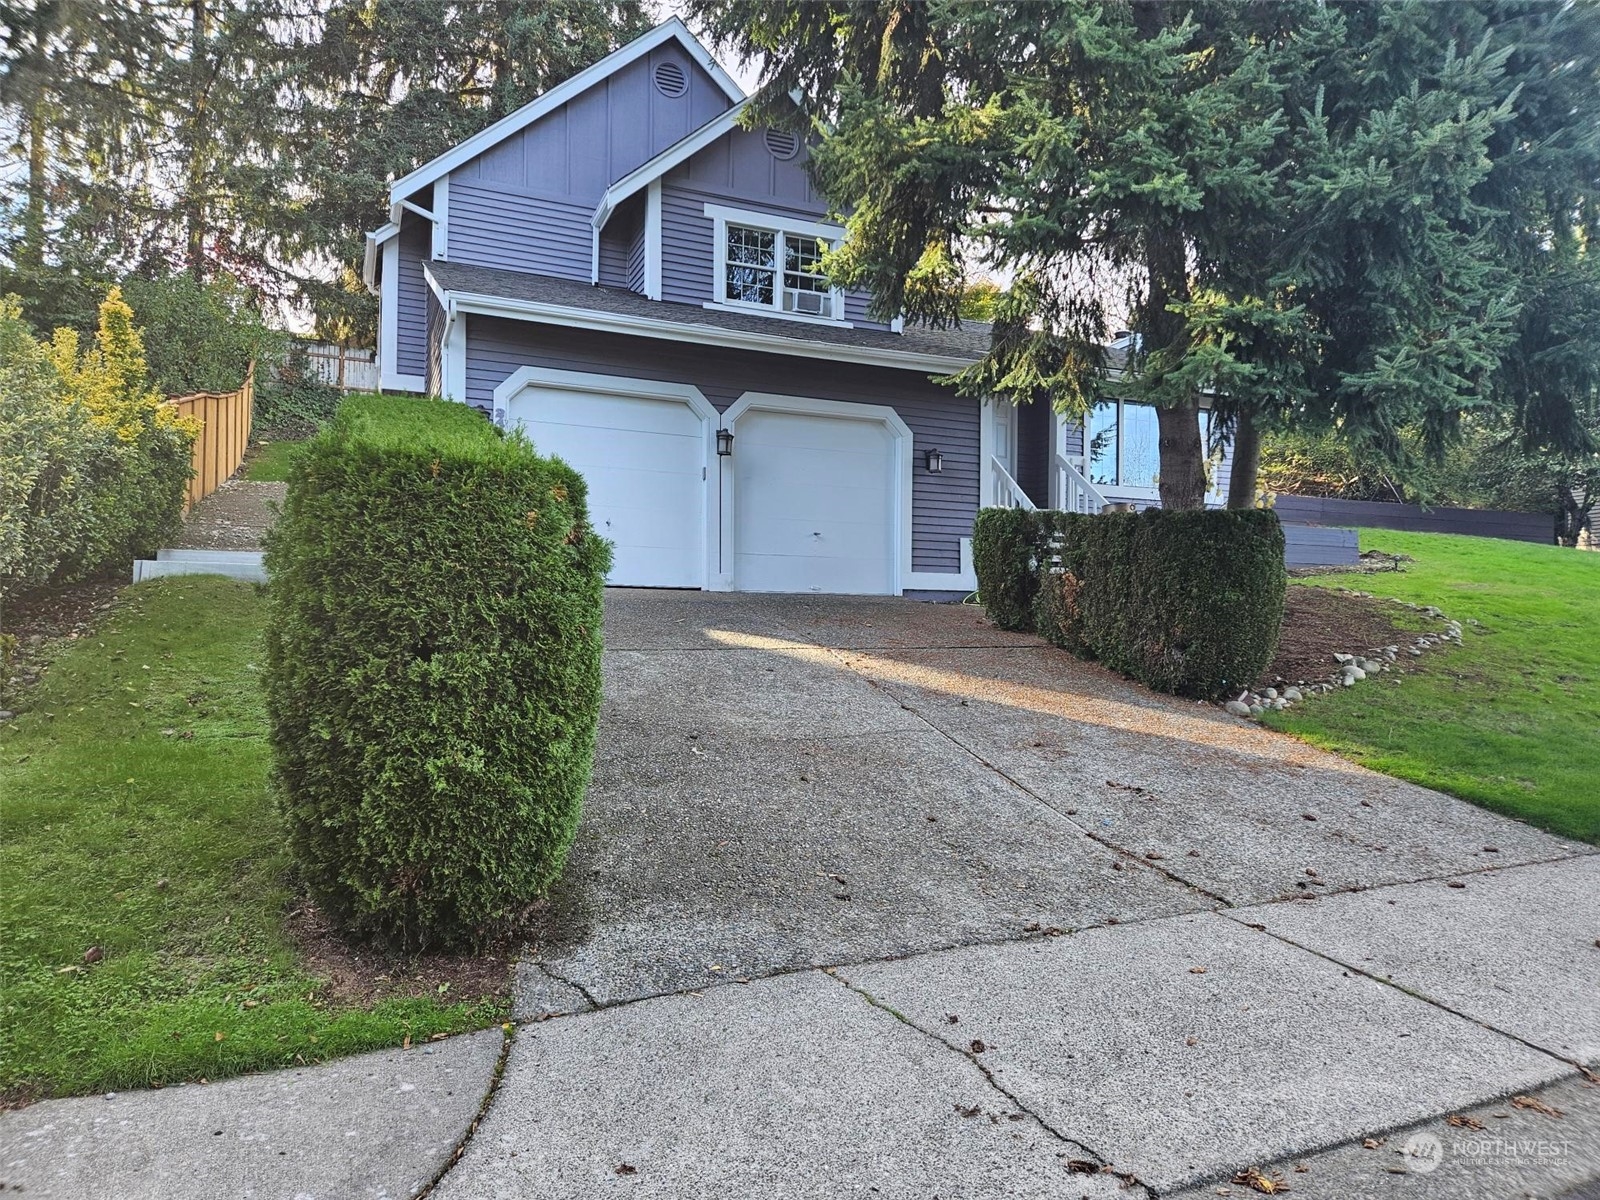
[1144,225,1207,510]
[1227,409,1261,509]
[185,0,209,278]
[21,101,46,273]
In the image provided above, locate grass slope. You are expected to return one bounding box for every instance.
[0,578,501,1101]
[242,439,302,482]
[1267,531,1599,843]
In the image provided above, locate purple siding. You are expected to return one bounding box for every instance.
[464,316,977,572]
[659,128,892,329]
[598,196,643,288]
[425,289,444,396]
[445,45,732,283]
[395,219,430,378]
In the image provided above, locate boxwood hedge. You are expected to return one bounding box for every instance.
[973,505,1285,700]
[262,396,611,950]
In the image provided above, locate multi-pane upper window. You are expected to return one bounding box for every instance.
[723,222,838,319]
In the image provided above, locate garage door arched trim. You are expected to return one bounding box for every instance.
[493,366,718,588]
[717,391,912,595]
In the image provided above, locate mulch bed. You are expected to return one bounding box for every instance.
[1256,586,1421,690]
[285,900,517,1010]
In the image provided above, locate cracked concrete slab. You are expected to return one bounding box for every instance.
[512,962,594,1022]
[1166,1073,1600,1200]
[1230,856,1600,1067]
[432,969,1124,1200]
[534,726,1207,1005]
[0,1029,503,1200]
[839,911,1570,1194]
[840,645,1583,905]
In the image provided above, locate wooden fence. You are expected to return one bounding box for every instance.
[167,365,254,509]
[1273,494,1553,545]
[300,341,379,392]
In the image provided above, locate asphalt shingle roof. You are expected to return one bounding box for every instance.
[426,260,993,366]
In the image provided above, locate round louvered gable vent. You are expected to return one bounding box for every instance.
[653,61,688,98]
[763,129,800,160]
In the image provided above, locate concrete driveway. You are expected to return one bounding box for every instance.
[5,591,1595,1199]
[478,592,1600,1198]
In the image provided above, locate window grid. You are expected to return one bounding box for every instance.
[723,222,836,318]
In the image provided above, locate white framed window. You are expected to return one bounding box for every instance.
[705,203,848,326]
[1088,399,1223,501]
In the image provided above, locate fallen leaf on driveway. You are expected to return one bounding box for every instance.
[1362,1137,1386,1150]
[1064,1159,1099,1174]
[1189,966,1208,974]
[1446,1114,1485,1130]
[1232,1166,1288,1193]
[969,1039,988,1054]
[1511,1095,1564,1117]
[955,1103,982,1118]
[615,1163,637,1176]
[1446,881,1467,889]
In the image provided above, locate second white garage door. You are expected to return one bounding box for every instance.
[508,384,705,588]
[732,408,896,594]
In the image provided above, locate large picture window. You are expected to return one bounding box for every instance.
[1088,400,1218,496]
[707,204,845,323]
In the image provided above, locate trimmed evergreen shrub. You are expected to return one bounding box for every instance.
[263,395,612,950]
[988,506,1286,701]
[1126,509,1286,697]
[971,507,1044,630]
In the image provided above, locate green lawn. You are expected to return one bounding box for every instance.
[242,438,303,482]
[1266,530,1599,843]
[0,578,502,1102]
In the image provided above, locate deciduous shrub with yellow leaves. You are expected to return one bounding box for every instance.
[0,289,196,599]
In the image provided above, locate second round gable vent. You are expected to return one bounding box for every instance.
[764,128,800,160]
[653,61,688,98]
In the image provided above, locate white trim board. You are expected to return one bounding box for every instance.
[422,270,976,375]
[594,101,750,231]
[363,221,399,294]
[389,19,743,207]
[718,391,913,596]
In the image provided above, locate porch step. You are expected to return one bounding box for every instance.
[133,551,268,584]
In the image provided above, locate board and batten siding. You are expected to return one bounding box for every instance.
[443,44,731,284]
[659,126,892,330]
[395,219,431,378]
[463,316,978,573]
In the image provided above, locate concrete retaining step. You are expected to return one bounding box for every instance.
[133,552,268,584]
[156,548,265,565]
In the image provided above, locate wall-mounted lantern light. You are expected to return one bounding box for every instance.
[924,447,944,474]
[716,427,734,456]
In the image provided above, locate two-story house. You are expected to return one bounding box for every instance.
[364,18,1233,597]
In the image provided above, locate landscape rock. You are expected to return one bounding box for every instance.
[1224,700,1252,717]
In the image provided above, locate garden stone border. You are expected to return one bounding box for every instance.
[1222,589,1466,720]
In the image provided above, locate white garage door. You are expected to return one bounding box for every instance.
[508,385,704,588]
[733,408,895,594]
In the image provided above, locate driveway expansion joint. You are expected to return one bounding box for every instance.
[821,967,1157,1197]
[819,640,1235,910]
[416,1025,515,1199]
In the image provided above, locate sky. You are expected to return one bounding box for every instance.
[655,0,765,93]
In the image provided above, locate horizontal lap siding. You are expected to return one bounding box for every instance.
[465,316,977,572]
[450,182,592,280]
[396,221,430,376]
[425,290,443,396]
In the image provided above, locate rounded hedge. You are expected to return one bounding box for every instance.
[262,396,611,950]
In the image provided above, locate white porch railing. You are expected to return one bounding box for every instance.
[990,458,1037,510]
[1054,453,1108,515]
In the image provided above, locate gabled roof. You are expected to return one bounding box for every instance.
[593,100,751,231]
[387,18,744,208]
